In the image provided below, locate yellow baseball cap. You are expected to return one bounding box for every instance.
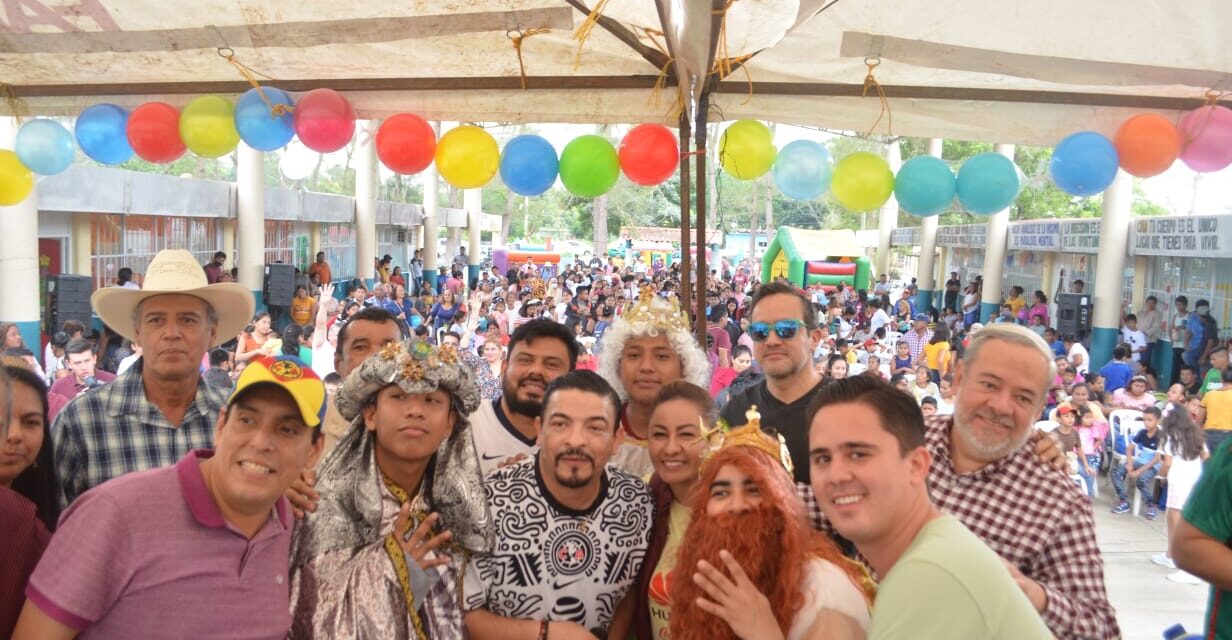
[228,355,326,428]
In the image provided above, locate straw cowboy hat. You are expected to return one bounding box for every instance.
[91,249,255,348]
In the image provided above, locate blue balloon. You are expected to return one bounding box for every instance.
[500,134,558,196]
[772,140,832,200]
[1050,131,1119,197]
[894,156,955,216]
[74,104,132,165]
[235,87,296,151]
[16,118,76,175]
[956,152,1020,215]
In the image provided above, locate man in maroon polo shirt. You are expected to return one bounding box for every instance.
[47,339,114,420]
[13,356,325,639]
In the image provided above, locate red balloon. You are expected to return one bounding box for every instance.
[619,124,679,186]
[294,89,355,153]
[126,102,186,164]
[376,114,437,174]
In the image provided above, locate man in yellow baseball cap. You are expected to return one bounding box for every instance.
[14,355,324,638]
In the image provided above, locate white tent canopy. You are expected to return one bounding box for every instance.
[1,1,1229,144]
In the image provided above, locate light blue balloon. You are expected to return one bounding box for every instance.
[500,134,558,196]
[894,156,955,217]
[1050,131,1119,197]
[235,87,295,151]
[74,104,132,165]
[772,140,832,200]
[956,152,1020,215]
[16,119,75,175]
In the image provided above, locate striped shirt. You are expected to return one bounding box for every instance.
[52,358,226,507]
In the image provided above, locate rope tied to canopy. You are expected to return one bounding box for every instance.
[711,1,755,104]
[571,0,611,71]
[861,56,893,136]
[216,46,294,118]
[507,28,552,90]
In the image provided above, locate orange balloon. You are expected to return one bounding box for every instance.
[1114,114,1181,178]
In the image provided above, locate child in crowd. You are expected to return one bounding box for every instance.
[1076,406,1101,497]
[919,396,938,418]
[1110,406,1163,519]
[865,354,887,380]
[892,341,913,376]
[1155,407,1210,584]
[1053,405,1081,475]
[935,376,956,416]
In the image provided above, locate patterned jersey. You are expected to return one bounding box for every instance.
[463,457,653,634]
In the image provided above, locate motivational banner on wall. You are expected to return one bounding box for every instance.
[1008,220,1061,251]
[1059,219,1101,253]
[1130,215,1232,258]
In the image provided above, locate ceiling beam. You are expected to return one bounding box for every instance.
[562,0,671,74]
[713,81,1232,110]
[6,75,669,98]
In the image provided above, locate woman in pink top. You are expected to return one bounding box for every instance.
[1112,376,1156,411]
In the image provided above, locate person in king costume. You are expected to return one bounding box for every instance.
[288,340,492,639]
[597,286,711,478]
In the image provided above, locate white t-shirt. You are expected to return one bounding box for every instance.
[870,309,893,336]
[470,398,538,476]
[1068,342,1090,376]
[311,341,336,379]
[464,460,654,633]
[1120,328,1147,362]
[786,558,871,640]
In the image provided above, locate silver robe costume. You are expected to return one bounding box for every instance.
[288,419,493,639]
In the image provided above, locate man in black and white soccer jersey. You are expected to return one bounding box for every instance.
[469,319,578,475]
[464,371,654,640]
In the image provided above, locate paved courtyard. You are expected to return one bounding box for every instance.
[1092,474,1208,639]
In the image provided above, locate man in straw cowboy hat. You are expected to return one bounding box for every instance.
[52,249,255,506]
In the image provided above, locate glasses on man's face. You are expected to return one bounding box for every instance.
[748,319,804,342]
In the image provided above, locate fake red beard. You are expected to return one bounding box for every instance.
[668,506,792,640]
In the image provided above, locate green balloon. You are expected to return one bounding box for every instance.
[559,134,620,198]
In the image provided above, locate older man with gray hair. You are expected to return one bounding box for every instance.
[53,249,254,506]
[926,323,1118,638]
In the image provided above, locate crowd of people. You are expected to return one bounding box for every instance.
[1,245,1230,639]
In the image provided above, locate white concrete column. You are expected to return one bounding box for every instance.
[72,213,92,275]
[1090,171,1133,369]
[876,141,900,278]
[0,118,40,348]
[444,227,460,271]
[977,143,1014,323]
[465,188,482,287]
[355,120,378,285]
[422,122,441,290]
[917,138,942,312]
[236,142,266,299]
[309,222,321,261]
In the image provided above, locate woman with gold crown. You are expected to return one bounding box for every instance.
[596,285,711,478]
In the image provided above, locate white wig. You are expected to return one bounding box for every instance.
[597,300,712,401]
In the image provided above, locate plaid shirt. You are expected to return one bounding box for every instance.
[798,416,1118,639]
[52,358,227,507]
[900,328,933,367]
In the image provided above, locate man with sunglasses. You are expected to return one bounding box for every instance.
[720,282,824,483]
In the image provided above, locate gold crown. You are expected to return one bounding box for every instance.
[620,284,691,332]
[701,406,794,476]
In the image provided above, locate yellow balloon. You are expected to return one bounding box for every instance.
[0,149,34,206]
[831,151,895,211]
[719,120,776,180]
[435,125,499,189]
[180,95,240,158]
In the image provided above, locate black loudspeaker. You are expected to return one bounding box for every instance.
[1055,293,1092,340]
[263,263,296,307]
[46,275,93,333]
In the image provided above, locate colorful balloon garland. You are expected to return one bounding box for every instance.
[0,91,1224,209]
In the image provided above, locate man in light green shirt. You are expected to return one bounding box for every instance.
[807,375,1051,639]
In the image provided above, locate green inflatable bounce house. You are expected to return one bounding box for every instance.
[761,226,871,292]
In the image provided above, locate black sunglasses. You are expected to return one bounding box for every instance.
[748,319,804,341]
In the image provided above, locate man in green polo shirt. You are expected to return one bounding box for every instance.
[1200,348,1229,396]
[1174,437,1232,638]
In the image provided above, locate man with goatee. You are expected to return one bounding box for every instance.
[669,420,873,640]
